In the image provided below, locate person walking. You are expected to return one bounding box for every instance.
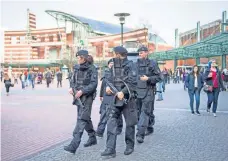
[45,68,52,88]
[156,79,164,101]
[0,70,3,82]
[101,46,137,158]
[222,68,228,91]
[29,70,36,89]
[96,59,123,137]
[185,65,204,115]
[204,60,226,117]
[135,46,162,144]
[20,71,26,89]
[64,50,98,154]
[56,70,63,88]
[4,73,12,96]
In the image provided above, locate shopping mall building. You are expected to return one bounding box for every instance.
[2,10,172,73]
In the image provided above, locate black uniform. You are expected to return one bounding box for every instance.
[101,46,137,158]
[64,50,98,154]
[136,46,161,143]
[96,67,123,137]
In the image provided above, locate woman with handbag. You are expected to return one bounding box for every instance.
[204,60,225,117]
[4,73,12,96]
[185,65,204,115]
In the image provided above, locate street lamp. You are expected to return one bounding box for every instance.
[114,13,130,46]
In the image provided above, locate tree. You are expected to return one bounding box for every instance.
[56,46,77,71]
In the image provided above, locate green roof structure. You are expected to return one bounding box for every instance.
[150,32,228,61]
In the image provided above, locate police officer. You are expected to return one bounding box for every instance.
[135,46,161,143]
[96,59,123,137]
[64,50,98,154]
[101,46,137,158]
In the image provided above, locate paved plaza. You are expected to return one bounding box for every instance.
[1,80,228,161]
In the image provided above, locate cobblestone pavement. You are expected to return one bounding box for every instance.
[1,81,228,161]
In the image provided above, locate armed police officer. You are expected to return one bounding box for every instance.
[101,46,137,158]
[96,59,123,137]
[135,46,161,144]
[64,50,98,154]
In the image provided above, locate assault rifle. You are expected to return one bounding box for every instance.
[72,88,84,108]
[102,78,128,107]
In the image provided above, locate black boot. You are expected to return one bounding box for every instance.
[145,127,154,136]
[124,147,134,155]
[101,148,116,158]
[64,144,76,154]
[136,136,144,143]
[84,136,97,147]
[96,131,103,137]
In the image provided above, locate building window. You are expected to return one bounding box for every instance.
[41,37,45,42]
[11,36,17,44]
[20,36,25,44]
[49,35,53,42]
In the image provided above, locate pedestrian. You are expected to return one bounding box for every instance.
[0,70,3,82]
[64,50,98,154]
[56,70,63,88]
[176,69,180,83]
[20,71,26,89]
[101,46,137,158]
[14,73,18,84]
[45,68,52,88]
[156,80,164,101]
[204,60,226,117]
[96,59,123,137]
[222,68,228,91]
[135,46,161,144]
[4,73,13,96]
[185,65,204,115]
[29,70,36,89]
[162,68,168,84]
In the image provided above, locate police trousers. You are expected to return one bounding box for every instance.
[97,102,123,134]
[70,95,96,149]
[137,89,155,138]
[106,98,137,150]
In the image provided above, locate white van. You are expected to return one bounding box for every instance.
[176,66,193,72]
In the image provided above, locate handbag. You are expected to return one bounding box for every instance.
[203,84,213,92]
[203,73,217,92]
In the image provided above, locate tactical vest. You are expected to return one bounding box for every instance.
[73,64,92,89]
[102,68,114,104]
[112,58,128,91]
[137,59,150,89]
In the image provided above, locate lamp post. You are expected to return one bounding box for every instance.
[114,13,130,46]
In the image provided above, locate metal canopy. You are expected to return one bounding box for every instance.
[45,10,93,32]
[46,10,83,24]
[150,32,228,61]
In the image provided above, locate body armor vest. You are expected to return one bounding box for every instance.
[102,68,114,104]
[112,58,127,91]
[137,59,150,89]
[74,63,92,89]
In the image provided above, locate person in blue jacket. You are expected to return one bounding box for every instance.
[185,65,204,115]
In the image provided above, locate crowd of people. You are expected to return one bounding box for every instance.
[1,68,63,96]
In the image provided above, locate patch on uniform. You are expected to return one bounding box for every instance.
[93,74,97,78]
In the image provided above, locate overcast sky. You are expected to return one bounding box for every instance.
[1,0,228,47]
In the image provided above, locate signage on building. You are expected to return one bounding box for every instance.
[80,40,84,46]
